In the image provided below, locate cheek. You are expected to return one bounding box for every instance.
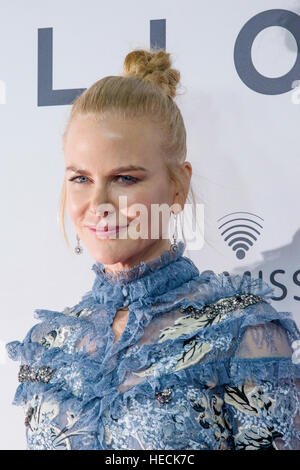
[124,189,158,220]
[138,181,173,211]
[129,176,172,206]
[66,188,87,221]
[125,182,172,230]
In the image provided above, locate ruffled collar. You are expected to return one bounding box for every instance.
[92,241,186,284]
[90,241,200,310]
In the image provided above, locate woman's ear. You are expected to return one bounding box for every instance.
[183,161,192,185]
[173,162,192,209]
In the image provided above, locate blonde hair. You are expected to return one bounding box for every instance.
[58,47,202,250]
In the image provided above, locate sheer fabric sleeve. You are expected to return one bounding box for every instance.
[5,308,102,450]
[224,301,300,450]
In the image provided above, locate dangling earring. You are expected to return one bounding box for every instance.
[170,211,178,254]
[74,234,83,255]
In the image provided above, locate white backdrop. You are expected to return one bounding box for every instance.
[1,0,299,449]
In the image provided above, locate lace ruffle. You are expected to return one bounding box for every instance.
[91,240,187,284]
[6,241,300,449]
[6,271,300,420]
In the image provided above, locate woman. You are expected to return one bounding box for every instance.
[6,48,300,450]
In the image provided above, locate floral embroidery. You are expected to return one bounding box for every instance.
[25,394,94,450]
[234,425,282,450]
[224,382,284,450]
[187,387,232,449]
[102,385,228,450]
[25,394,72,450]
[224,382,274,415]
[62,307,93,318]
[40,326,73,349]
[157,295,262,343]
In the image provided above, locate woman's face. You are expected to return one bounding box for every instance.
[63,114,191,272]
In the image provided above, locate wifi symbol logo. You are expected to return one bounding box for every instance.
[217,211,264,260]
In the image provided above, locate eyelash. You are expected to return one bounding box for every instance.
[68,175,139,185]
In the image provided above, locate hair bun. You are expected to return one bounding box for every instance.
[122,48,181,99]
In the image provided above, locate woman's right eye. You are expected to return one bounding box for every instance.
[68,176,89,184]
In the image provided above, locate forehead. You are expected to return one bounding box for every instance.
[63,115,165,169]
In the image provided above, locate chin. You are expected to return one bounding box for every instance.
[88,240,137,265]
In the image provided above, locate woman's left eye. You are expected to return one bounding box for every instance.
[115,175,139,185]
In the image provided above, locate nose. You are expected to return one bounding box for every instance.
[89,185,116,219]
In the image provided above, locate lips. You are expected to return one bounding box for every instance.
[96,225,127,233]
[95,225,123,232]
[95,225,128,239]
[85,224,127,233]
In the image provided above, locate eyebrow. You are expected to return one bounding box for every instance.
[65,165,148,175]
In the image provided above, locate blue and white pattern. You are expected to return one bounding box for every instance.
[6,241,300,450]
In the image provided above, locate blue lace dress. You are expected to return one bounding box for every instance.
[6,241,300,450]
